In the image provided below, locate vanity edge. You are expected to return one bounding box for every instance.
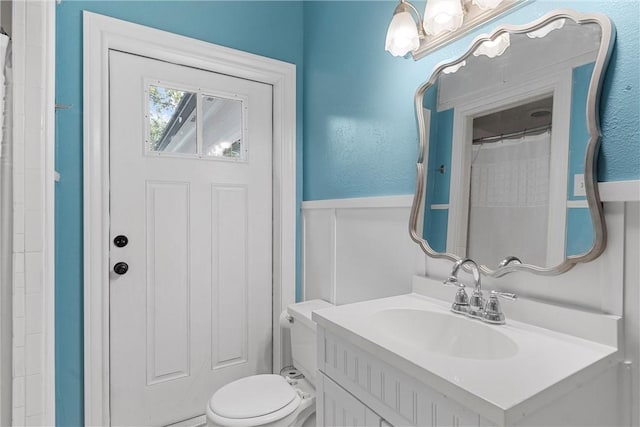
[412,275,622,348]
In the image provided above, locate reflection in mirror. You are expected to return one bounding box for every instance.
[468,98,553,267]
[412,11,614,275]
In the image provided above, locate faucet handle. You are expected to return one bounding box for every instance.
[443,276,470,313]
[442,275,460,286]
[491,290,518,300]
[482,291,517,324]
[451,287,470,314]
[467,288,485,319]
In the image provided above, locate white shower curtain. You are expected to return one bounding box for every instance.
[467,131,551,268]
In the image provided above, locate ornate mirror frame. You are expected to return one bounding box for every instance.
[409,9,616,277]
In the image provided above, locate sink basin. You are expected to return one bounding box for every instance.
[368,308,518,360]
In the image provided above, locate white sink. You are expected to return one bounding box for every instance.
[312,289,620,425]
[368,308,518,360]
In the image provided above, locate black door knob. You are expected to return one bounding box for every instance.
[114,235,129,248]
[114,262,129,275]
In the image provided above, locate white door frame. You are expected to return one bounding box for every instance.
[445,69,572,266]
[83,12,296,426]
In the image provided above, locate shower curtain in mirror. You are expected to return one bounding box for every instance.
[467,131,551,267]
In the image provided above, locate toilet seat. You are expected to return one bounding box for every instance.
[207,375,302,427]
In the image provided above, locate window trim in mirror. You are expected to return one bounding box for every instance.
[409,9,616,277]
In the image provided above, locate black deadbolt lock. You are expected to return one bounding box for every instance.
[114,262,129,275]
[114,235,129,248]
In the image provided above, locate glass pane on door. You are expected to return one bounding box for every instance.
[202,95,244,159]
[148,85,197,154]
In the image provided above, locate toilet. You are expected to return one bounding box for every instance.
[206,300,333,427]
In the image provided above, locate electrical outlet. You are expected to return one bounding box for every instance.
[574,174,586,197]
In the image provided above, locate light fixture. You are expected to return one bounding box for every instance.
[527,18,566,38]
[529,108,552,118]
[472,0,505,11]
[473,33,510,58]
[385,0,426,57]
[384,0,524,59]
[442,60,466,74]
[423,0,464,36]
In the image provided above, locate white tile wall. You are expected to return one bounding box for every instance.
[11,0,47,423]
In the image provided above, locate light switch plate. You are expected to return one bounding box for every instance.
[574,174,586,197]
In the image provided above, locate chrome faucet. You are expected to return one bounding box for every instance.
[444,258,518,324]
[443,258,483,318]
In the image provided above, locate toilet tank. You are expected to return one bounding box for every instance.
[287,299,333,386]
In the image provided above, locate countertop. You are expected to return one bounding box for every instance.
[312,293,620,425]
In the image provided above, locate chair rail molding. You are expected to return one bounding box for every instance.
[83,12,296,426]
[599,180,640,202]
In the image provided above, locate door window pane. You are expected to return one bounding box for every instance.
[148,85,197,154]
[202,95,244,159]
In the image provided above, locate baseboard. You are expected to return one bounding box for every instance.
[166,415,206,427]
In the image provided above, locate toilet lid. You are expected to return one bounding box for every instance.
[209,374,299,419]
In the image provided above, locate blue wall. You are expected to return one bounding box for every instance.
[421,83,452,250]
[303,0,640,202]
[55,0,639,425]
[303,1,423,200]
[568,62,596,200]
[566,208,594,255]
[55,2,303,425]
[566,62,596,256]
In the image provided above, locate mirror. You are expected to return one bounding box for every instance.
[410,10,615,276]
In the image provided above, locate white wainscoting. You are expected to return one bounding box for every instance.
[301,196,423,305]
[600,179,640,202]
[302,194,639,426]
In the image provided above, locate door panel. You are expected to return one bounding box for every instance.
[109,50,273,426]
[211,184,248,369]
[146,181,191,384]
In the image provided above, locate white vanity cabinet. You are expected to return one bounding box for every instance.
[316,326,493,427]
[313,291,621,427]
[316,371,384,427]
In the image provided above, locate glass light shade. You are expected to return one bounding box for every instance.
[423,0,464,36]
[442,60,466,74]
[385,10,420,57]
[473,33,510,58]
[527,19,566,38]
[471,0,505,11]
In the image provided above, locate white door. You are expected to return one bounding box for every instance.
[108,50,273,426]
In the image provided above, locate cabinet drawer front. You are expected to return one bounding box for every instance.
[318,327,493,427]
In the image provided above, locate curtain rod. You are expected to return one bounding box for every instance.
[472,123,551,144]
